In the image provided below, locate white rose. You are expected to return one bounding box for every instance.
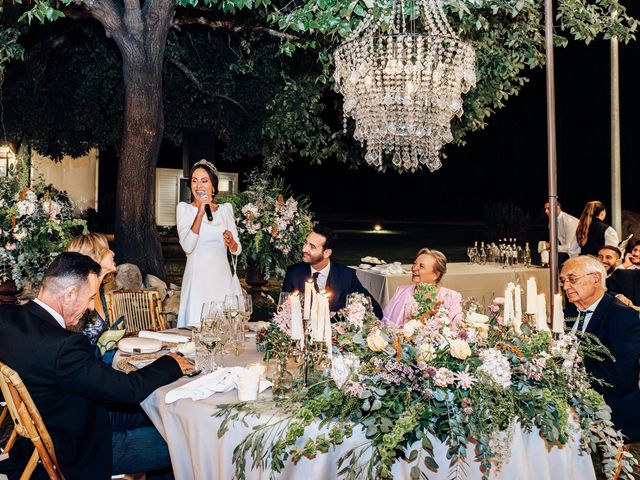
[330,353,361,388]
[466,312,490,331]
[403,320,422,339]
[366,331,388,352]
[416,343,436,362]
[449,339,472,360]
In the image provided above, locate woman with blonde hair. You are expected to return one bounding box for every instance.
[570,201,619,257]
[382,248,463,327]
[67,232,117,345]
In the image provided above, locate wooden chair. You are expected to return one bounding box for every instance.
[105,290,167,335]
[0,361,64,479]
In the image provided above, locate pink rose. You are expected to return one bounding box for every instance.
[492,297,505,305]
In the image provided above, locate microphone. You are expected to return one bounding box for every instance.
[198,192,213,221]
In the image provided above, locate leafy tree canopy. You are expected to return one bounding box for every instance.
[0,0,636,167]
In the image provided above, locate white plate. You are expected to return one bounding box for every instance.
[118,337,163,354]
[359,263,372,269]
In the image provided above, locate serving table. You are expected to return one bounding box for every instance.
[134,338,594,480]
[354,263,551,308]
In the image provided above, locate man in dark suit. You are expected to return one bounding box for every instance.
[606,268,640,310]
[282,225,383,318]
[0,252,193,479]
[561,255,640,442]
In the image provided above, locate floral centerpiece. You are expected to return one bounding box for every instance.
[0,168,87,289]
[220,170,314,279]
[218,284,636,479]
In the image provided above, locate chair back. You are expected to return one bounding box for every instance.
[105,290,167,334]
[0,361,64,479]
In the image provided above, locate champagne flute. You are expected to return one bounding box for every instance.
[277,292,291,312]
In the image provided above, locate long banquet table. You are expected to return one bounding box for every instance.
[354,262,551,308]
[138,339,595,480]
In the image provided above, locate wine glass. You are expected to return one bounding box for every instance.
[467,247,475,264]
[277,292,291,312]
[224,295,241,319]
[200,301,224,331]
[403,303,416,324]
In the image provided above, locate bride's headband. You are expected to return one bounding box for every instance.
[192,159,218,176]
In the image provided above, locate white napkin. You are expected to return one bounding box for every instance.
[372,262,404,275]
[139,330,190,344]
[165,367,272,404]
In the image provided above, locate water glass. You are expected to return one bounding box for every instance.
[403,303,416,324]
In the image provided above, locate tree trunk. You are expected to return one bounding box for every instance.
[88,0,176,279]
[114,51,166,278]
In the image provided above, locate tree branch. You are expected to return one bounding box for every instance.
[122,0,144,41]
[167,57,249,116]
[78,0,125,42]
[174,17,298,41]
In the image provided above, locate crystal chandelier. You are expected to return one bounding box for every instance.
[333,0,476,172]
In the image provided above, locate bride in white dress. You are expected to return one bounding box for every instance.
[176,159,242,327]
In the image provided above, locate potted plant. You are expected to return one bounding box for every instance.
[0,167,87,300]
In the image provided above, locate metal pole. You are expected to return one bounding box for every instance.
[544,0,559,307]
[611,35,622,236]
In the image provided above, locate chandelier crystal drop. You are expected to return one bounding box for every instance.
[333,0,476,172]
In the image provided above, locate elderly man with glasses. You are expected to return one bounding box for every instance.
[561,255,640,442]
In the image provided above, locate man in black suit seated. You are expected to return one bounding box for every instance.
[0,252,193,479]
[282,225,383,318]
[561,255,640,442]
[606,268,640,311]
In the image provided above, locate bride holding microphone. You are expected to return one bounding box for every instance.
[176,159,242,327]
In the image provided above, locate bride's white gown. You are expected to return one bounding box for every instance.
[176,202,242,327]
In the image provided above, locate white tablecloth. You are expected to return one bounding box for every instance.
[140,339,595,480]
[355,263,551,308]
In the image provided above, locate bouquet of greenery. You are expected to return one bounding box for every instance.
[0,168,87,289]
[217,284,636,480]
[221,170,314,279]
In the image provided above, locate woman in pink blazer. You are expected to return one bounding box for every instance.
[383,248,463,327]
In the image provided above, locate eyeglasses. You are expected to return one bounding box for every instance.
[559,272,596,285]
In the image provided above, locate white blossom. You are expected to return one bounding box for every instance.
[477,348,512,388]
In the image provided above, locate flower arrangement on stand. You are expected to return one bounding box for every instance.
[218,283,637,479]
[0,169,87,291]
[220,170,314,280]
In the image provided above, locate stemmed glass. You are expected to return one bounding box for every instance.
[200,301,224,331]
[466,247,475,264]
[224,295,244,355]
[277,292,291,312]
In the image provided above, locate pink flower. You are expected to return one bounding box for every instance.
[496,316,504,326]
[488,304,500,313]
[492,297,505,305]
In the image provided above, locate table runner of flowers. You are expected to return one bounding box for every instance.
[216,285,637,480]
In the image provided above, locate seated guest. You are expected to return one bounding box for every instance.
[382,248,462,327]
[67,232,117,345]
[607,268,640,311]
[620,240,640,270]
[0,252,193,479]
[561,256,640,442]
[282,225,383,318]
[597,245,622,277]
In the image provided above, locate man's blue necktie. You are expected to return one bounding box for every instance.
[576,310,593,332]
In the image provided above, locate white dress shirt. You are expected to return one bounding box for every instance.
[572,295,604,333]
[33,298,65,329]
[310,263,331,291]
[557,211,579,255]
